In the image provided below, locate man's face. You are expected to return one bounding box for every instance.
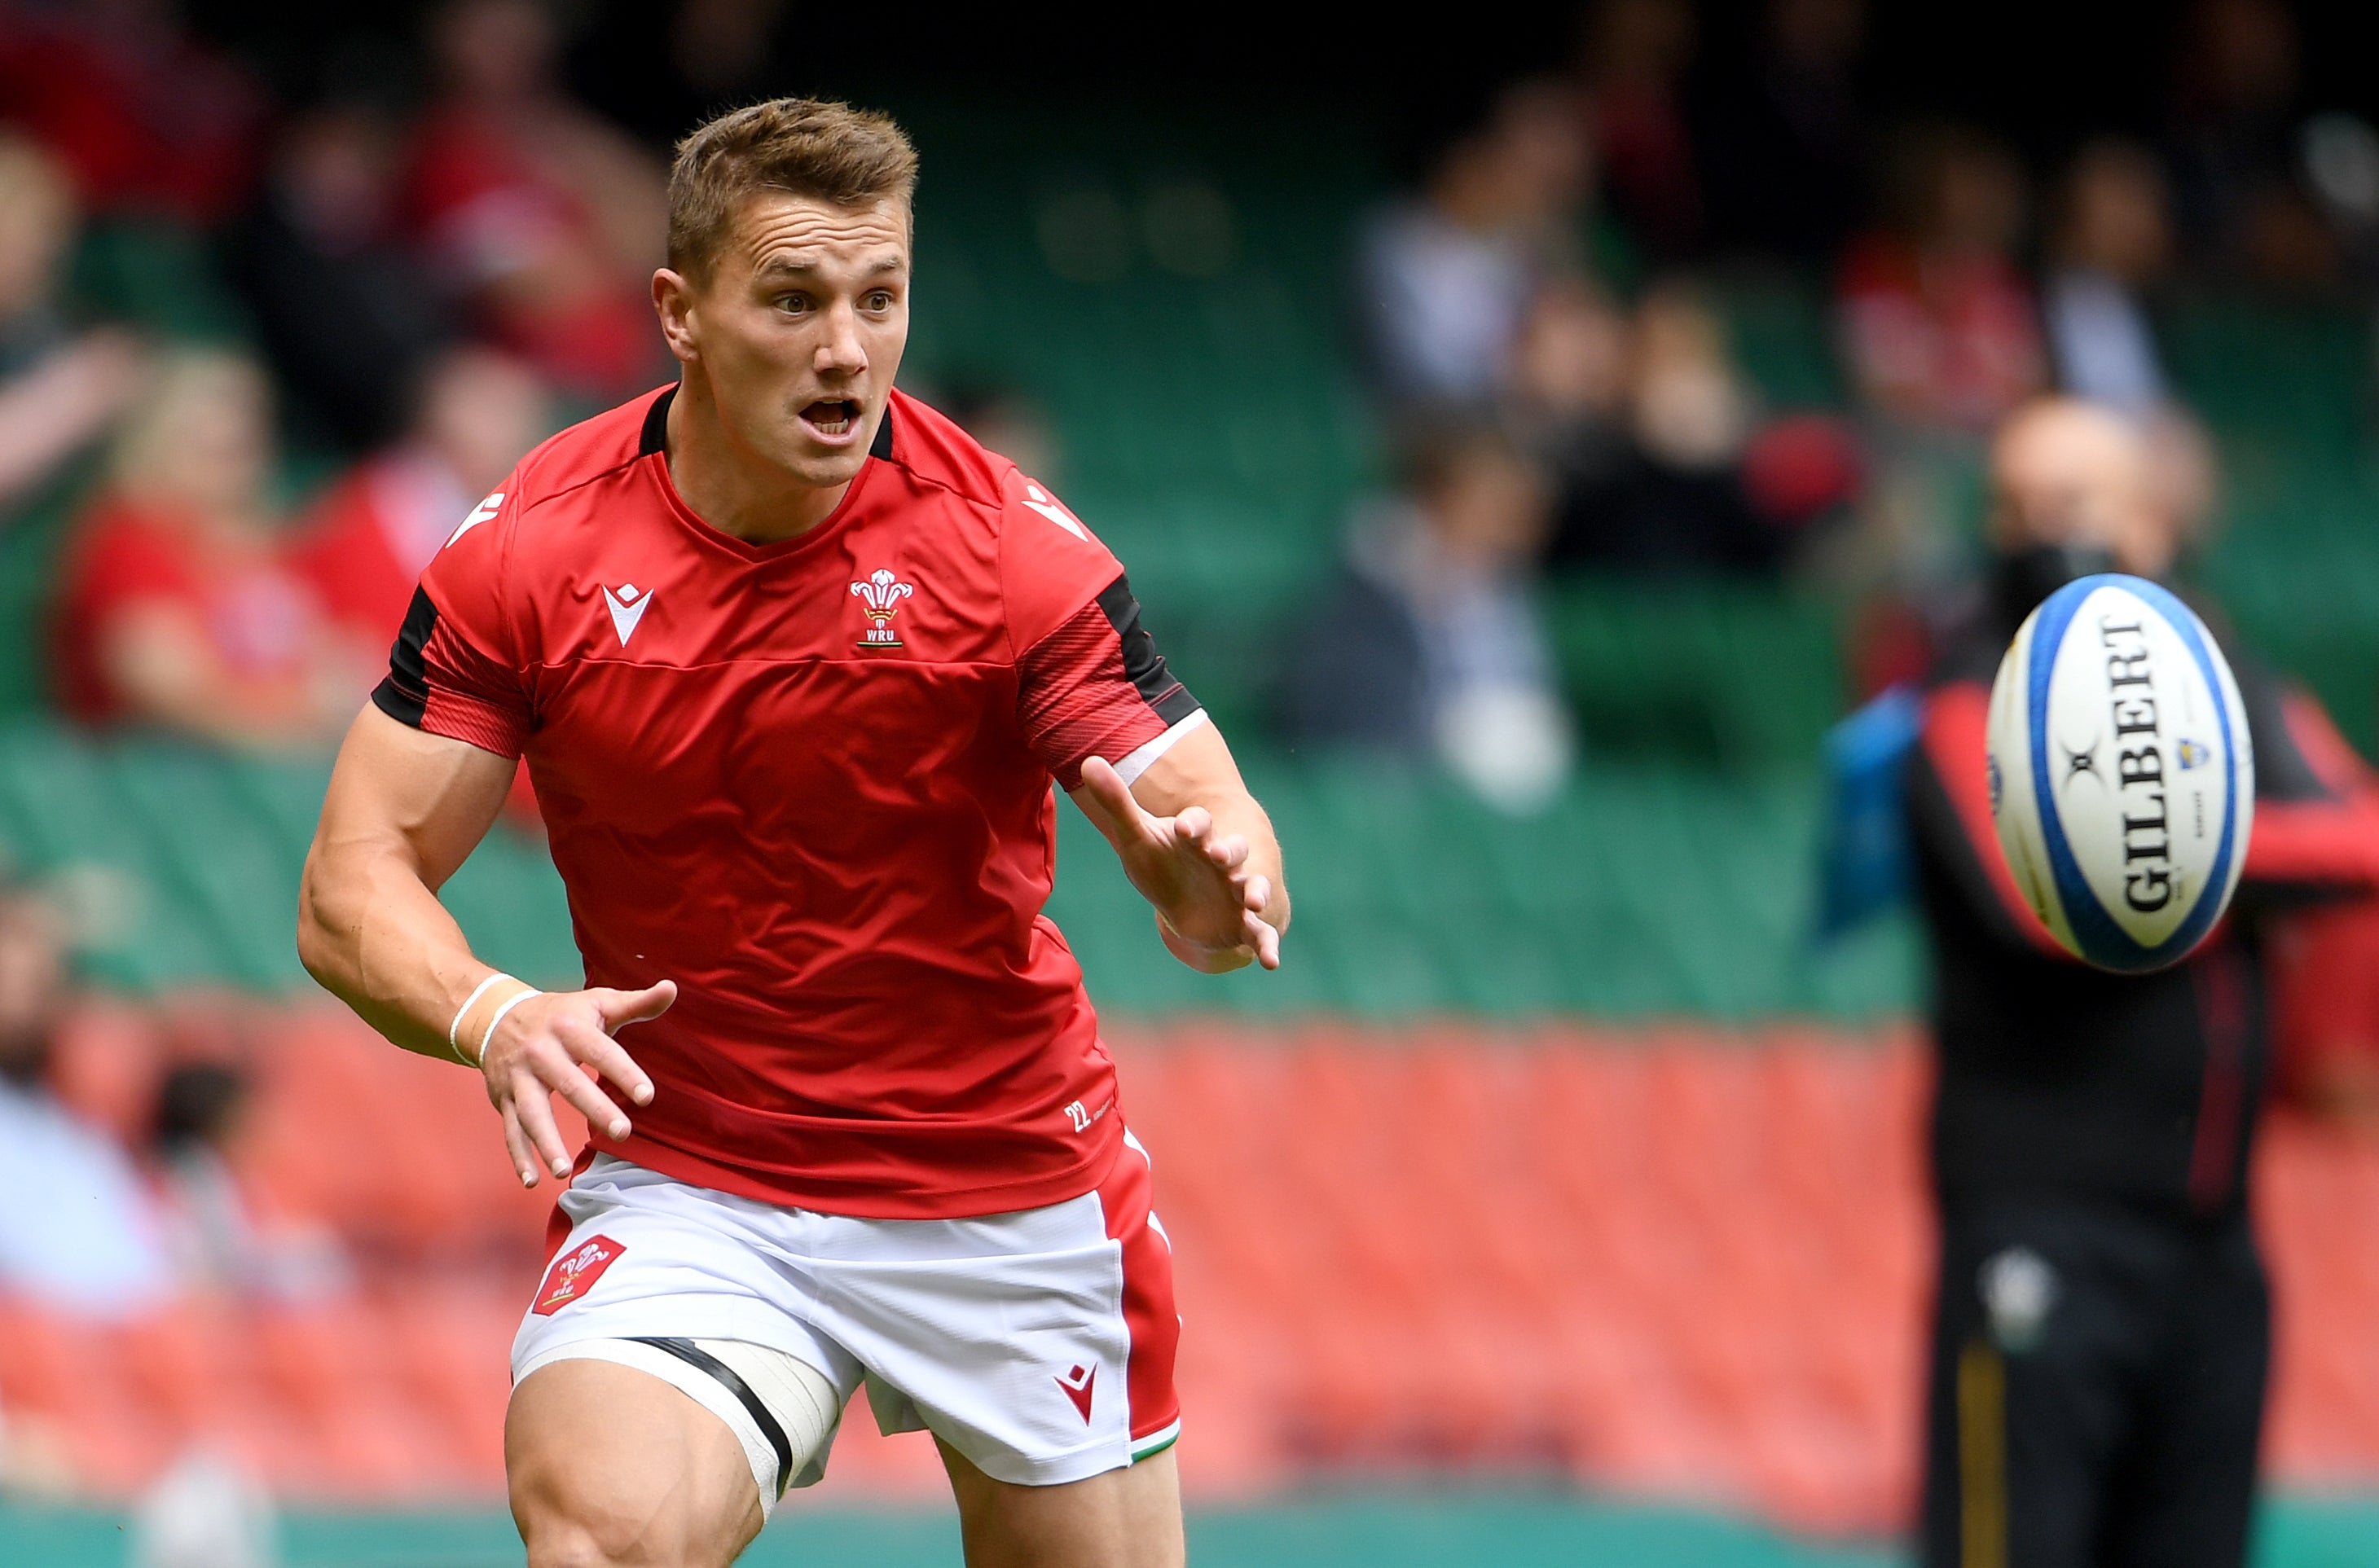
[664,192,910,493]
[1988,403,2171,578]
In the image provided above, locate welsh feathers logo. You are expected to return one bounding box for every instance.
[851,569,915,649]
[531,1233,625,1316]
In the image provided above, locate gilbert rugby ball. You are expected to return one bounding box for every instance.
[1985,574,2252,973]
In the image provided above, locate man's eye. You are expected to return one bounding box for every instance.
[864,292,894,311]
[776,294,809,313]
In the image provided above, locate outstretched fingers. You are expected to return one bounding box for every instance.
[1245,910,1282,970]
[585,984,671,1106]
[499,1101,540,1188]
[508,1069,575,1181]
[550,1014,635,1140]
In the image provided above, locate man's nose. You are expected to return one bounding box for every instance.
[814,304,868,378]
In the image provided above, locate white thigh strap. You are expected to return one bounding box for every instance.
[517,1337,844,1518]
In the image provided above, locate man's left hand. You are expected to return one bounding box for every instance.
[1074,755,1282,973]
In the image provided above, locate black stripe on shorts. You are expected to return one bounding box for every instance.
[628,1337,797,1497]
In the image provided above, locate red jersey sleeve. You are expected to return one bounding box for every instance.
[368,485,533,758]
[1000,472,1202,789]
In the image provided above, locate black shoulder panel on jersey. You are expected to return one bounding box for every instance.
[371,585,438,728]
[1094,574,1201,726]
[639,385,677,457]
[869,401,895,460]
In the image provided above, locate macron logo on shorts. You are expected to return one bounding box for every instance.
[533,1234,626,1316]
[1056,1362,1096,1424]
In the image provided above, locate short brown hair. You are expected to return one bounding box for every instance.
[667,97,918,281]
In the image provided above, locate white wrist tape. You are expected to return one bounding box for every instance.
[448,973,512,1060]
[477,985,544,1065]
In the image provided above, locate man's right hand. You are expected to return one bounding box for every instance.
[478,982,675,1187]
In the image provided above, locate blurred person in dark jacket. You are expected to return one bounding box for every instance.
[1547,282,1856,576]
[1574,0,1702,261]
[1358,80,1597,419]
[1282,424,1572,810]
[1903,397,2379,1568]
[1694,0,1869,265]
[2165,0,2343,292]
[0,134,143,514]
[223,103,455,454]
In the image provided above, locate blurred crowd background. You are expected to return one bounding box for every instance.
[10,0,2379,1563]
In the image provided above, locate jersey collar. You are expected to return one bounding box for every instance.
[640,385,893,565]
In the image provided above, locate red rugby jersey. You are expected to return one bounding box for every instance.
[374,386,1202,1218]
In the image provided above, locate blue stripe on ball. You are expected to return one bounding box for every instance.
[2023,574,2238,973]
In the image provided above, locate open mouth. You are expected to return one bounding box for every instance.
[800,398,862,440]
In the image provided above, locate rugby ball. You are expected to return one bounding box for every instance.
[1985,574,2252,973]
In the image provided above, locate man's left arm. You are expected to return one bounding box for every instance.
[998,468,1287,972]
[1071,721,1288,973]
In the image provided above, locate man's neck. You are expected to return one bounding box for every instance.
[664,376,852,545]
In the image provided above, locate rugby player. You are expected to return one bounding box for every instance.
[298,98,1286,1568]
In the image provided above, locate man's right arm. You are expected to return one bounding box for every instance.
[297,704,666,1185]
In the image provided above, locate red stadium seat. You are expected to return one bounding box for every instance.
[16,1004,2379,1526]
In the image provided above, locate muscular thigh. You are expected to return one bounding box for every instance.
[940,1438,1184,1568]
[508,1358,763,1568]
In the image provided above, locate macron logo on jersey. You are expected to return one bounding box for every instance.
[604,583,652,646]
[1021,481,1088,542]
[446,490,504,550]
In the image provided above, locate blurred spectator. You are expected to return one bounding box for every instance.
[0,891,173,1315]
[1839,124,2046,435]
[1358,79,1597,419]
[223,104,455,454]
[0,0,262,225]
[1694,0,1869,264]
[2038,142,2226,561]
[0,134,143,514]
[1281,424,1573,811]
[1547,282,1854,575]
[2043,141,2175,417]
[2166,0,2338,291]
[940,382,1063,487]
[130,1449,277,1568]
[1576,0,1702,260]
[52,349,368,746]
[1902,397,2379,1568]
[152,1060,349,1301]
[289,345,550,652]
[402,0,670,398]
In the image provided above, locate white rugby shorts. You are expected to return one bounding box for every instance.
[509,1131,1182,1494]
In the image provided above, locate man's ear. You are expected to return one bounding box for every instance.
[652,268,700,365]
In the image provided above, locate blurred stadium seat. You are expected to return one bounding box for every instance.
[15,1009,2372,1532]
